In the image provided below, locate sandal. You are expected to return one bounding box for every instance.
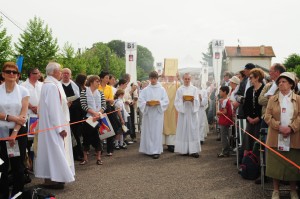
[79,160,88,165]
[96,160,103,165]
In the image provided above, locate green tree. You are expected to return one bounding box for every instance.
[283,53,300,70]
[291,65,300,79]
[15,16,59,74]
[137,45,154,73]
[107,40,125,58]
[61,41,75,59]
[0,17,12,66]
[137,65,148,80]
[81,42,125,77]
[201,41,213,66]
[56,42,87,77]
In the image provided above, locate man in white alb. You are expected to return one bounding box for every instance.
[35,62,75,189]
[174,73,201,158]
[138,71,169,159]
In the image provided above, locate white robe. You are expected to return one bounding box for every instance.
[35,76,75,183]
[174,85,201,154]
[198,88,209,141]
[138,83,169,155]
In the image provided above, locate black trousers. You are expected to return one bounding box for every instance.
[70,123,83,159]
[106,136,114,154]
[82,121,102,152]
[0,127,27,199]
[129,105,136,139]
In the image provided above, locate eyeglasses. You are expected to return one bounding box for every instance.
[4,70,18,75]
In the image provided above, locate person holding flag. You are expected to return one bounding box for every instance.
[80,75,106,165]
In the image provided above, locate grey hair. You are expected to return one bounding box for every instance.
[46,62,61,76]
[62,68,72,74]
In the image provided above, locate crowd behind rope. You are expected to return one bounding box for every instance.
[0,61,299,199]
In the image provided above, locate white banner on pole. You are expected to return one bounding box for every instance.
[156,62,163,75]
[125,42,137,83]
[212,39,224,86]
[201,63,208,89]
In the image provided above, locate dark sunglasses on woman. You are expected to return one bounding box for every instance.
[4,70,19,75]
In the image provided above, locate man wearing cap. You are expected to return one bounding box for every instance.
[232,63,255,164]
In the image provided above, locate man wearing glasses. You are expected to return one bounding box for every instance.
[21,68,42,115]
[21,68,43,181]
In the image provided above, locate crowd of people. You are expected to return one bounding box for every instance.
[207,63,300,199]
[0,61,300,199]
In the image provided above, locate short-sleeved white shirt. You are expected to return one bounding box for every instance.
[21,79,43,114]
[0,83,30,130]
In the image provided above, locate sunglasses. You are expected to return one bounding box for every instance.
[4,70,19,75]
[31,72,39,75]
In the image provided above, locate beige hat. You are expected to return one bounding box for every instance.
[276,72,296,89]
[229,76,240,85]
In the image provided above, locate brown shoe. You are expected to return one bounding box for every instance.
[96,159,103,165]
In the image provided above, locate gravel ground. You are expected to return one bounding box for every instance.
[27,132,276,199]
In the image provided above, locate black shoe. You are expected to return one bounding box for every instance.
[216,138,221,141]
[74,157,83,161]
[152,154,160,159]
[24,173,32,184]
[40,182,65,190]
[120,143,127,149]
[217,153,229,158]
[191,153,199,158]
[200,141,204,145]
[255,177,262,184]
[167,145,174,153]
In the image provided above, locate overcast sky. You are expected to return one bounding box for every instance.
[1,0,299,68]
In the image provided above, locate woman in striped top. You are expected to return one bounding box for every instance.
[80,75,106,165]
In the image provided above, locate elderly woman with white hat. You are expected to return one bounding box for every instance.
[264,72,300,199]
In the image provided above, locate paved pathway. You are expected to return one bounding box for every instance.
[29,132,270,199]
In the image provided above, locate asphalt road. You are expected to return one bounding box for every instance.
[28,132,272,199]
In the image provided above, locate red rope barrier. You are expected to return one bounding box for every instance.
[0,109,120,141]
[220,112,300,171]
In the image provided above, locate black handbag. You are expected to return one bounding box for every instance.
[22,186,55,199]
